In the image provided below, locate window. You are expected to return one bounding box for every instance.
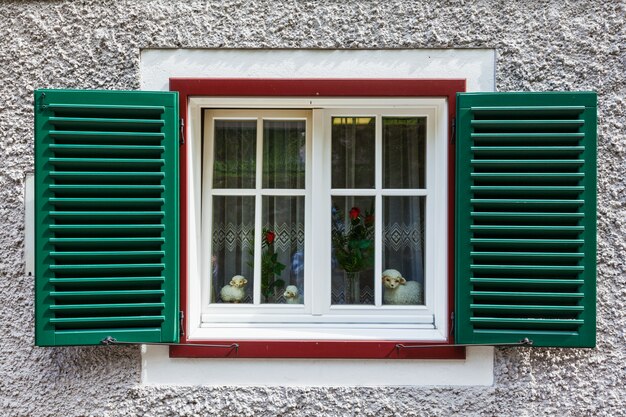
[193,101,447,341]
[33,78,596,359]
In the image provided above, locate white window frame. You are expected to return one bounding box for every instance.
[188,97,448,342]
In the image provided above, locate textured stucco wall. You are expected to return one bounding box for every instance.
[1,1,624,416]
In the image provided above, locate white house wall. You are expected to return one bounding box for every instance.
[3,1,625,416]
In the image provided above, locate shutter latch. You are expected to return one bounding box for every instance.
[101,336,117,345]
[179,118,185,145]
[179,310,185,337]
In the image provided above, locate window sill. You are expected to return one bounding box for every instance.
[169,341,465,359]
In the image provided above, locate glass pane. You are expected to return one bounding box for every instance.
[332,117,375,189]
[213,120,256,188]
[383,117,426,189]
[382,196,425,306]
[261,196,305,304]
[211,196,255,304]
[263,120,306,189]
[331,196,375,305]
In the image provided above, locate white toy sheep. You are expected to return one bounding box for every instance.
[220,275,248,303]
[283,285,303,304]
[382,269,423,305]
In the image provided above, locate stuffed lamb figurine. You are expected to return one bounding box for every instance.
[220,275,248,303]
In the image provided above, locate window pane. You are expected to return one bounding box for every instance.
[331,196,375,305]
[383,117,426,189]
[213,120,256,188]
[332,117,375,189]
[382,196,425,306]
[211,196,255,304]
[263,120,306,189]
[261,196,305,304]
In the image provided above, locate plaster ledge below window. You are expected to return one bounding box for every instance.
[142,345,494,386]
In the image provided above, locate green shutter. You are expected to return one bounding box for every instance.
[34,89,179,346]
[455,92,596,347]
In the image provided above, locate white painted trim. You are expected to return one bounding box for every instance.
[142,345,494,386]
[140,48,496,387]
[191,102,446,341]
[140,49,496,92]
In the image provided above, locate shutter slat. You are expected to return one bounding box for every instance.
[50,144,165,154]
[471,212,584,219]
[471,252,584,260]
[472,132,585,141]
[474,329,580,336]
[470,304,584,313]
[470,278,584,287]
[470,106,585,114]
[49,198,165,208]
[471,159,584,167]
[50,171,165,180]
[470,291,584,299]
[50,212,165,219]
[456,92,596,347]
[49,117,165,128]
[469,318,584,329]
[471,172,585,184]
[50,224,165,230]
[472,186,584,192]
[471,239,584,249]
[470,265,584,273]
[50,303,166,312]
[50,264,166,271]
[50,185,165,190]
[50,277,165,285]
[50,315,165,329]
[471,120,584,129]
[471,199,584,209]
[471,146,584,156]
[48,103,165,113]
[471,225,584,232]
[50,144,164,151]
[49,130,165,142]
[50,250,165,258]
[50,237,165,244]
[35,89,179,346]
[49,157,165,167]
[50,290,166,298]
[50,185,165,196]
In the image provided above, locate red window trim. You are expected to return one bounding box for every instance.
[169,78,466,359]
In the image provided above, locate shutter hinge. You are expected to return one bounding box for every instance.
[179,118,185,145]
[450,311,455,337]
[39,92,47,111]
[179,310,185,337]
[450,118,456,145]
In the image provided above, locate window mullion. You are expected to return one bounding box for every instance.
[253,118,263,305]
[375,114,383,307]
[310,109,327,315]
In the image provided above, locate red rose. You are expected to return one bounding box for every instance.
[349,207,360,220]
[265,231,276,244]
[364,214,374,226]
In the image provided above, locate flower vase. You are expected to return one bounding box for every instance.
[344,271,361,304]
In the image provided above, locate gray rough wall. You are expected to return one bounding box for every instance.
[0,0,624,416]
